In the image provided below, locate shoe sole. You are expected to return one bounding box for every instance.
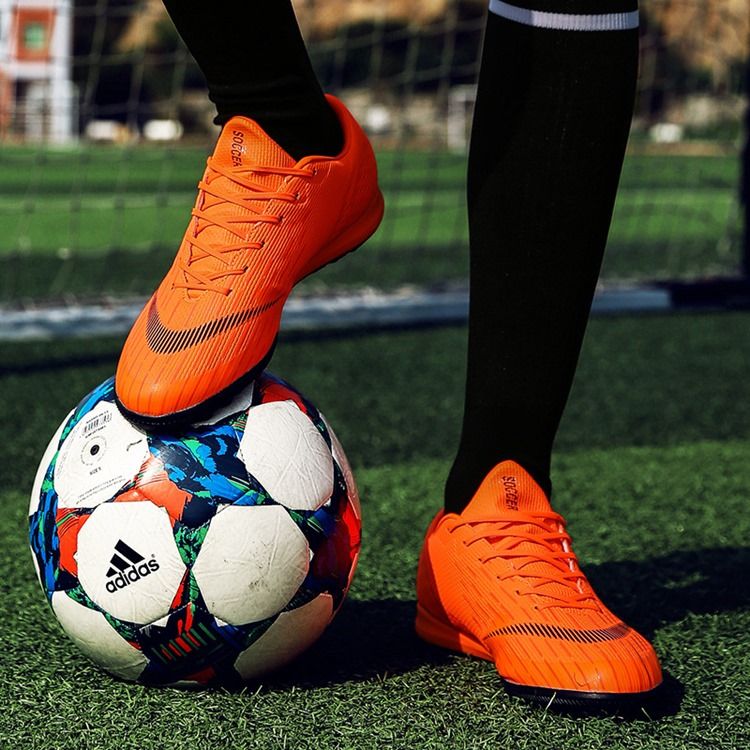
[415,603,662,713]
[116,189,385,429]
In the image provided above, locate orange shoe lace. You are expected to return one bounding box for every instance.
[453,511,600,611]
[173,158,316,296]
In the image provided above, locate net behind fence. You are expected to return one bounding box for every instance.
[0,0,747,307]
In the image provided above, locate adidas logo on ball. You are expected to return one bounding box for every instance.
[105,539,160,593]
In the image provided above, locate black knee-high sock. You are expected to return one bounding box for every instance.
[161,0,342,160]
[445,0,639,512]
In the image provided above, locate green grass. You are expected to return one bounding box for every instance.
[0,146,741,302]
[2,312,750,748]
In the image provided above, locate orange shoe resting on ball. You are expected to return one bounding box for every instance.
[416,461,662,709]
[116,95,383,425]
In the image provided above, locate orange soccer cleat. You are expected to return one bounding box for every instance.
[116,95,383,425]
[416,461,662,709]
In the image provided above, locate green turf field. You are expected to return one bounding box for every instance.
[2,312,750,748]
[0,146,741,302]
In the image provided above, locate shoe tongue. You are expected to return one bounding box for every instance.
[461,460,552,520]
[183,117,297,291]
[212,116,296,172]
[461,461,589,606]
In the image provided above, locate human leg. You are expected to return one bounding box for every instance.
[417,0,662,708]
[446,0,640,510]
[161,0,342,159]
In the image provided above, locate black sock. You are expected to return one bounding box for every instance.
[162,0,343,160]
[445,0,639,512]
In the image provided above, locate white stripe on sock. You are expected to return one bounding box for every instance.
[488,0,639,30]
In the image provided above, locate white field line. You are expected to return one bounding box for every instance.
[0,285,671,342]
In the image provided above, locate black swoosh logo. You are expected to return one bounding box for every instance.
[487,622,631,644]
[145,295,283,354]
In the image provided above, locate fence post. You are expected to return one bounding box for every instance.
[742,47,750,279]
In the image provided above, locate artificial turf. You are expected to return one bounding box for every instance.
[2,311,750,748]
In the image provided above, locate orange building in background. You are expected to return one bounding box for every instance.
[0,0,75,142]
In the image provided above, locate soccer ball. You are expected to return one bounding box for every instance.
[28,373,361,686]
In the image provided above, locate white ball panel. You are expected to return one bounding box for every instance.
[193,381,254,426]
[234,593,334,679]
[239,401,334,510]
[54,402,150,510]
[51,591,148,681]
[193,505,309,625]
[150,612,171,628]
[29,410,72,516]
[76,502,186,624]
[29,550,42,588]
[321,413,361,519]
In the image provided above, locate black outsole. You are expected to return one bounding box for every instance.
[500,678,666,717]
[114,337,277,431]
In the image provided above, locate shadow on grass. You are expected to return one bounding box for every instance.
[256,547,750,719]
[584,546,750,639]
[259,596,684,720]
[260,598,451,691]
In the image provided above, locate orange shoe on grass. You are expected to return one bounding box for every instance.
[116,95,383,425]
[416,461,662,709]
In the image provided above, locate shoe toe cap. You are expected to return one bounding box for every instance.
[116,303,281,420]
[493,627,662,695]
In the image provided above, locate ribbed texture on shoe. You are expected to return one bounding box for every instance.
[415,461,663,695]
[116,96,384,420]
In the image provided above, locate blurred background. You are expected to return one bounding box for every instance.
[0,0,748,318]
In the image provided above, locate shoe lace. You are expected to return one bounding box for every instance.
[173,158,316,296]
[453,511,599,611]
